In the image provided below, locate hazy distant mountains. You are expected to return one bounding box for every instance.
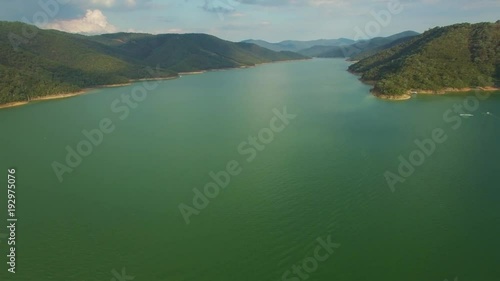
[242,38,355,52]
[0,21,308,104]
[244,31,419,59]
[312,31,420,59]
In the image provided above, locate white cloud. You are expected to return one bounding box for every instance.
[44,9,117,34]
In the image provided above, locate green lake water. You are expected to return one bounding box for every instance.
[0,58,499,281]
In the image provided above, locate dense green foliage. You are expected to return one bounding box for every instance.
[348,22,500,95]
[94,33,307,72]
[0,21,308,104]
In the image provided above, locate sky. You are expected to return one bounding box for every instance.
[0,0,498,42]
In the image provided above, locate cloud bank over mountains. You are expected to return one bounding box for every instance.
[0,0,498,39]
[45,9,117,34]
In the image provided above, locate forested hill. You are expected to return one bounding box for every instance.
[0,21,308,105]
[348,22,500,97]
[89,32,307,73]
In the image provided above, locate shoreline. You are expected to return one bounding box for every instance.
[409,86,500,95]
[179,71,206,76]
[130,76,179,82]
[372,92,412,101]
[350,69,500,100]
[0,90,87,109]
[179,58,312,75]
[373,86,500,101]
[0,78,176,110]
[0,58,311,110]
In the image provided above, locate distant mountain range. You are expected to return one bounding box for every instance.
[0,21,308,105]
[312,31,420,59]
[241,38,355,53]
[242,31,419,59]
[349,21,500,99]
[2,19,497,105]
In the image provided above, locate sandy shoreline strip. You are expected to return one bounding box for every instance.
[352,70,500,101]
[0,101,30,109]
[130,76,178,82]
[0,58,311,110]
[373,92,412,100]
[410,86,500,95]
[373,86,500,101]
[0,80,174,110]
[179,71,206,75]
[0,92,88,109]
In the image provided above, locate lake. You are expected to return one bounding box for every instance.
[0,58,499,281]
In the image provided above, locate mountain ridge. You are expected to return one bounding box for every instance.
[302,31,420,58]
[348,22,500,99]
[0,21,309,105]
[241,38,355,52]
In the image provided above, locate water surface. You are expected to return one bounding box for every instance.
[0,59,499,281]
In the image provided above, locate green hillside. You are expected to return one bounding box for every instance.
[0,22,154,104]
[94,33,307,72]
[0,21,308,105]
[348,22,500,96]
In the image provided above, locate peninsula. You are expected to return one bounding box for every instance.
[348,21,500,100]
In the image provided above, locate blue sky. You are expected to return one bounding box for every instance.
[0,0,498,41]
